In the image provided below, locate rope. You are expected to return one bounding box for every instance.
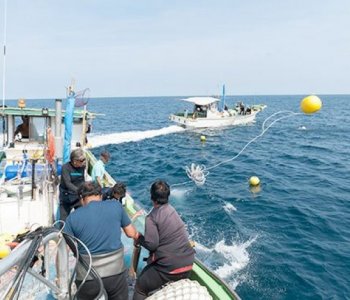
[184,111,302,186]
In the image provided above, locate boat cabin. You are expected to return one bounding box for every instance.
[0,99,94,162]
[0,99,96,233]
[183,97,220,118]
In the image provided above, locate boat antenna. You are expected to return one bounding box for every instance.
[222,84,226,111]
[2,0,8,146]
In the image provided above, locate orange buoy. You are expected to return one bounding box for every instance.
[46,128,56,163]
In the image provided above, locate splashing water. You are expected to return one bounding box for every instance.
[171,187,192,200]
[195,236,257,289]
[223,202,237,213]
[214,239,254,278]
[89,126,184,148]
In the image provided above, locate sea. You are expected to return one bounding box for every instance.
[2,95,349,299]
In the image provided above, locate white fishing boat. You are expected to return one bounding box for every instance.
[0,4,240,296]
[169,97,266,129]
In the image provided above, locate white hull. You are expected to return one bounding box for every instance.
[170,111,258,129]
[0,185,58,234]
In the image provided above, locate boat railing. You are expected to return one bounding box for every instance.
[85,149,146,234]
[0,229,70,300]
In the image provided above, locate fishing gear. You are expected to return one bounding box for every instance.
[62,232,105,300]
[173,95,322,187]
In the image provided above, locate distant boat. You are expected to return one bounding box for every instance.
[169,97,266,129]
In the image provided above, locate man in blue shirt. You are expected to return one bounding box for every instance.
[91,151,110,188]
[64,181,139,300]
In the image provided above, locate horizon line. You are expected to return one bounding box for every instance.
[3,93,349,101]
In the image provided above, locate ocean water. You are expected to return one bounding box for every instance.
[3,95,350,299]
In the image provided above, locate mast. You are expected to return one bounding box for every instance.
[222,84,226,110]
[2,0,7,107]
[2,0,7,146]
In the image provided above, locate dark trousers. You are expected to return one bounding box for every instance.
[76,271,128,300]
[133,264,190,300]
[59,202,81,223]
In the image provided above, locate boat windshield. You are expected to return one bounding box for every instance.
[29,117,47,143]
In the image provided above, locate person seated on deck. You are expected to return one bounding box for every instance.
[63,181,139,300]
[102,181,126,203]
[102,182,144,220]
[59,148,86,222]
[91,150,110,188]
[133,180,195,300]
[14,116,29,140]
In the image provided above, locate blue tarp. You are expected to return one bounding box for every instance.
[63,92,75,163]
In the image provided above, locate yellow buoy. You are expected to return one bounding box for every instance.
[200,135,206,142]
[0,245,11,259]
[249,176,260,186]
[300,95,322,114]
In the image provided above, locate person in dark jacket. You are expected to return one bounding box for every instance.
[14,115,29,139]
[59,148,86,222]
[102,182,126,203]
[133,180,195,300]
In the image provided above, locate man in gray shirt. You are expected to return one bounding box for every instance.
[133,180,195,300]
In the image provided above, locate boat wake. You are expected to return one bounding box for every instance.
[196,236,257,289]
[89,126,185,148]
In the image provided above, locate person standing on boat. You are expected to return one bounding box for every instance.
[14,115,29,139]
[59,148,86,222]
[91,150,110,188]
[133,180,195,300]
[239,101,245,115]
[64,181,139,300]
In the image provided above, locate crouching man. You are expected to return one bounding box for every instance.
[133,180,195,300]
[64,181,138,300]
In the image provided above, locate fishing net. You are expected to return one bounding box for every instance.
[146,279,212,300]
[183,111,300,186]
[74,88,90,107]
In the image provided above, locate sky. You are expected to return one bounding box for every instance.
[0,0,349,99]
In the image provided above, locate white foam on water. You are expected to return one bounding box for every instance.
[171,187,192,200]
[89,125,185,148]
[223,202,237,213]
[195,236,257,289]
[214,237,255,278]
